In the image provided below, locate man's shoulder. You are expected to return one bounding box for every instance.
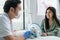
[0,13,10,22]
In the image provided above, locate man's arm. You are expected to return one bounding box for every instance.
[4,35,25,40]
[4,35,16,40]
[0,17,25,40]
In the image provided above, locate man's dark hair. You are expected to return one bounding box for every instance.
[3,0,21,13]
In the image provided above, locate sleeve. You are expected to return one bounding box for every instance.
[47,27,59,36]
[0,16,13,37]
[41,19,45,32]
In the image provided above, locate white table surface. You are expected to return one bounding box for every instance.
[13,30,60,40]
[26,36,60,40]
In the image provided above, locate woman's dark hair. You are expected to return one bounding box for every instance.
[45,7,60,30]
[3,0,21,13]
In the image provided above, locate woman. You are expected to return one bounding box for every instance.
[41,7,60,36]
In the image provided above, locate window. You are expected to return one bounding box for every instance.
[0,0,6,14]
[12,0,32,30]
[37,0,59,16]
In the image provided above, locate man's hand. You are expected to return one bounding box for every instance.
[17,36,25,40]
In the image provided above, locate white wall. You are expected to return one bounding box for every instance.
[29,0,44,26]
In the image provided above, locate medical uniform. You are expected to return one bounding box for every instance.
[0,12,13,40]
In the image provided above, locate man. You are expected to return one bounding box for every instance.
[0,0,25,40]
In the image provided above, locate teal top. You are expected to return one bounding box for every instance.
[41,19,60,36]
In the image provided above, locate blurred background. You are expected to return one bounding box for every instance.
[0,0,60,30]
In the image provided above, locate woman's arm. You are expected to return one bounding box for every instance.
[47,27,59,36]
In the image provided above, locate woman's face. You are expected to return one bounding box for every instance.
[46,9,53,19]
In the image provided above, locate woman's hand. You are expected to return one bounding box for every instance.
[42,33,47,36]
